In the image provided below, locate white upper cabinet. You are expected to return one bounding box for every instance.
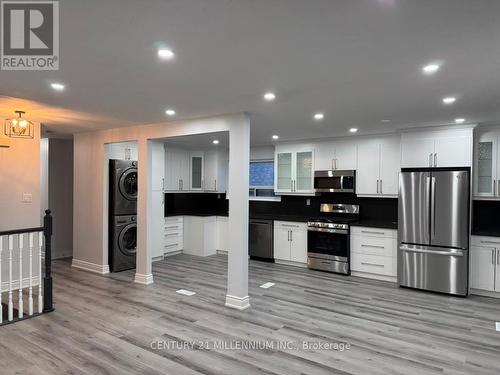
[315,141,357,171]
[204,149,228,193]
[357,136,400,197]
[275,146,314,194]
[473,128,500,198]
[401,128,473,168]
[165,147,190,191]
[151,142,165,191]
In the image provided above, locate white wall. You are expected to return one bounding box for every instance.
[48,139,74,259]
[0,124,41,231]
[73,114,249,271]
[250,146,274,160]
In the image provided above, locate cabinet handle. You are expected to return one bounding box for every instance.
[429,153,433,167]
[434,153,437,167]
[214,179,217,191]
[493,250,496,265]
[361,230,386,235]
[290,230,293,242]
[165,243,179,248]
[162,178,165,191]
[498,180,500,196]
[494,180,497,196]
[165,232,180,237]
[376,180,379,194]
[380,179,383,194]
[288,230,291,241]
[361,262,385,268]
[361,244,385,249]
[497,250,500,265]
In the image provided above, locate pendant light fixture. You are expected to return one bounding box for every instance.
[4,110,34,138]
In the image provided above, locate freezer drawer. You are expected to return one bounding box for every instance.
[399,245,468,296]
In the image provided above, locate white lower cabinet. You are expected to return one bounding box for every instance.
[216,216,228,252]
[470,236,500,295]
[350,226,397,280]
[183,216,217,256]
[164,216,184,255]
[273,221,307,265]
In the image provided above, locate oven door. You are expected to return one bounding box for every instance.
[307,228,349,261]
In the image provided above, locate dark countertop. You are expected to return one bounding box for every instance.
[471,230,500,238]
[351,220,398,230]
[166,213,228,217]
[166,212,398,229]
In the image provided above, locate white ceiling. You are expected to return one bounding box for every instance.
[1,0,499,144]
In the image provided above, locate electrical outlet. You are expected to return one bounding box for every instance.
[22,193,32,203]
[496,322,500,332]
[306,199,311,206]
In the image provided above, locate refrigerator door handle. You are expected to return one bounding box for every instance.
[401,246,465,257]
[430,177,436,240]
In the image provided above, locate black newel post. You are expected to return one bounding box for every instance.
[43,209,54,313]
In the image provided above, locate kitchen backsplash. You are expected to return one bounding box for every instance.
[166,192,398,223]
[250,194,398,222]
[472,200,500,236]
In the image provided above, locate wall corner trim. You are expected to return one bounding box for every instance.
[225,294,250,310]
[71,259,110,274]
[134,273,154,285]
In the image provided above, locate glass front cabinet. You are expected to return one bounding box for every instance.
[474,131,500,198]
[275,148,314,194]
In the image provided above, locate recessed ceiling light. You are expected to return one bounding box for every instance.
[349,128,358,133]
[442,97,457,105]
[272,134,279,140]
[314,113,325,121]
[50,82,65,91]
[381,119,391,123]
[212,139,219,145]
[165,109,176,116]
[263,92,276,101]
[422,64,440,75]
[158,48,175,60]
[455,118,465,124]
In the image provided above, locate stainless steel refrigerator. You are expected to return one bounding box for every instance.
[398,168,470,296]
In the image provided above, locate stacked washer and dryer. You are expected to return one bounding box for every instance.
[109,159,138,272]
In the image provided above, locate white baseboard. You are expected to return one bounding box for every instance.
[1,276,40,293]
[225,294,250,310]
[470,288,500,299]
[164,250,183,257]
[71,259,110,275]
[351,271,397,283]
[275,259,307,268]
[134,273,154,285]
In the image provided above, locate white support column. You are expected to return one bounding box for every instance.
[135,138,154,285]
[225,114,250,310]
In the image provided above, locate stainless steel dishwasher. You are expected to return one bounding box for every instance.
[249,219,274,261]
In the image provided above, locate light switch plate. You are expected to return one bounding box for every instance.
[496,322,500,332]
[22,193,33,203]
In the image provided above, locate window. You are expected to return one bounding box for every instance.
[249,160,276,198]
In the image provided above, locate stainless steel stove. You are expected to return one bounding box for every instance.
[307,204,359,274]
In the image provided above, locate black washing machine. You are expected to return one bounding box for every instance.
[109,159,138,216]
[109,215,137,272]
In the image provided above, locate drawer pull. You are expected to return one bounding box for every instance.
[165,233,180,237]
[480,240,500,245]
[165,243,179,248]
[165,225,180,230]
[361,244,385,249]
[361,262,385,268]
[361,230,386,235]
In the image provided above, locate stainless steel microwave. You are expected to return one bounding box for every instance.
[314,170,356,193]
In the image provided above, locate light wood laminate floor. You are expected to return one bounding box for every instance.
[1,254,499,375]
